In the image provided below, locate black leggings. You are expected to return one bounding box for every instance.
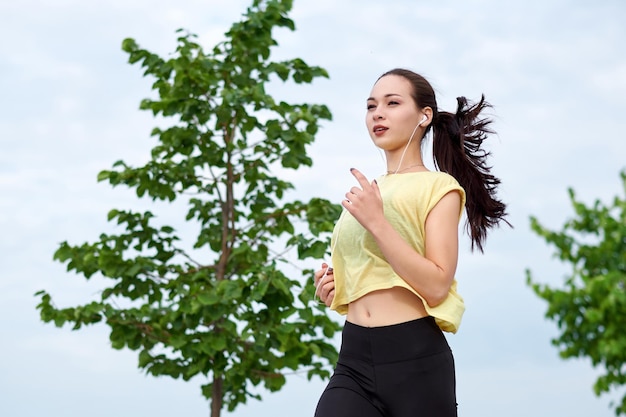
[314,316,457,417]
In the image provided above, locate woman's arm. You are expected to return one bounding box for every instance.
[343,168,461,307]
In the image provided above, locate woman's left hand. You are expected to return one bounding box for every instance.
[342,168,385,231]
[314,263,335,307]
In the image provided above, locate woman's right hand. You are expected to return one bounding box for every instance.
[314,263,335,307]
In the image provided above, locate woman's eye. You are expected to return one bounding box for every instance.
[367,104,376,110]
[388,101,399,105]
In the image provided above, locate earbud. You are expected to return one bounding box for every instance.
[418,115,428,126]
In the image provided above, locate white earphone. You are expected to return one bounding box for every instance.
[418,115,428,126]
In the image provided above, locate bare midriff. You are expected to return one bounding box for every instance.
[346,286,429,327]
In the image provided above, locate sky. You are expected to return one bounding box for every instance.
[1,0,625,416]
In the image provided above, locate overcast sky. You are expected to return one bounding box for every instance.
[1,1,625,416]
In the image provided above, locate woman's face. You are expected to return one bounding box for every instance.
[365,74,423,151]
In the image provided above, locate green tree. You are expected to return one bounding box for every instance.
[526,169,626,415]
[35,1,341,416]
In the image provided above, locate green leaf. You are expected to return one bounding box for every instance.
[97,170,111,182]
[197,291,219,306]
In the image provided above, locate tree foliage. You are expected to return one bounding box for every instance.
[35,1,342,416]
[527,169,626,415]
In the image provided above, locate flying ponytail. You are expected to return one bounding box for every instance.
[432,96,510,252]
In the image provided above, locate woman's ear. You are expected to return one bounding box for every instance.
[421,107,434,127]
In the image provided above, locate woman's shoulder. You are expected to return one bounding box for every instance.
[429,171,462,187]
[388,170,461,187]
[380,171,464,202]
[405,171,465,202]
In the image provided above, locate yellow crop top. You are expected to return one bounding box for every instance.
[329,171,467,333]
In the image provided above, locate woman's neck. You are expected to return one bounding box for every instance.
[386,162,425,175]
[384,145,425,175]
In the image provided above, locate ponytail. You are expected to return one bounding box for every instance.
[432,96,510,252]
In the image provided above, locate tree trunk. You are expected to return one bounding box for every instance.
[211,375,223,417]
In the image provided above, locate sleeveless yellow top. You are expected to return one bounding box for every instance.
[329,171,466,333]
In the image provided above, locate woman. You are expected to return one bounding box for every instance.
[313,68,509,417]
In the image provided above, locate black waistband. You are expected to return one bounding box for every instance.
[339,316,449,364]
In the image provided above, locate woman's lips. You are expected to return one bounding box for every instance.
[373,125,388,136]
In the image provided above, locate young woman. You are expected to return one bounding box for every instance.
[313,68,509,417]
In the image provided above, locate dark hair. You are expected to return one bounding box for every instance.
[379,68,510,252]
